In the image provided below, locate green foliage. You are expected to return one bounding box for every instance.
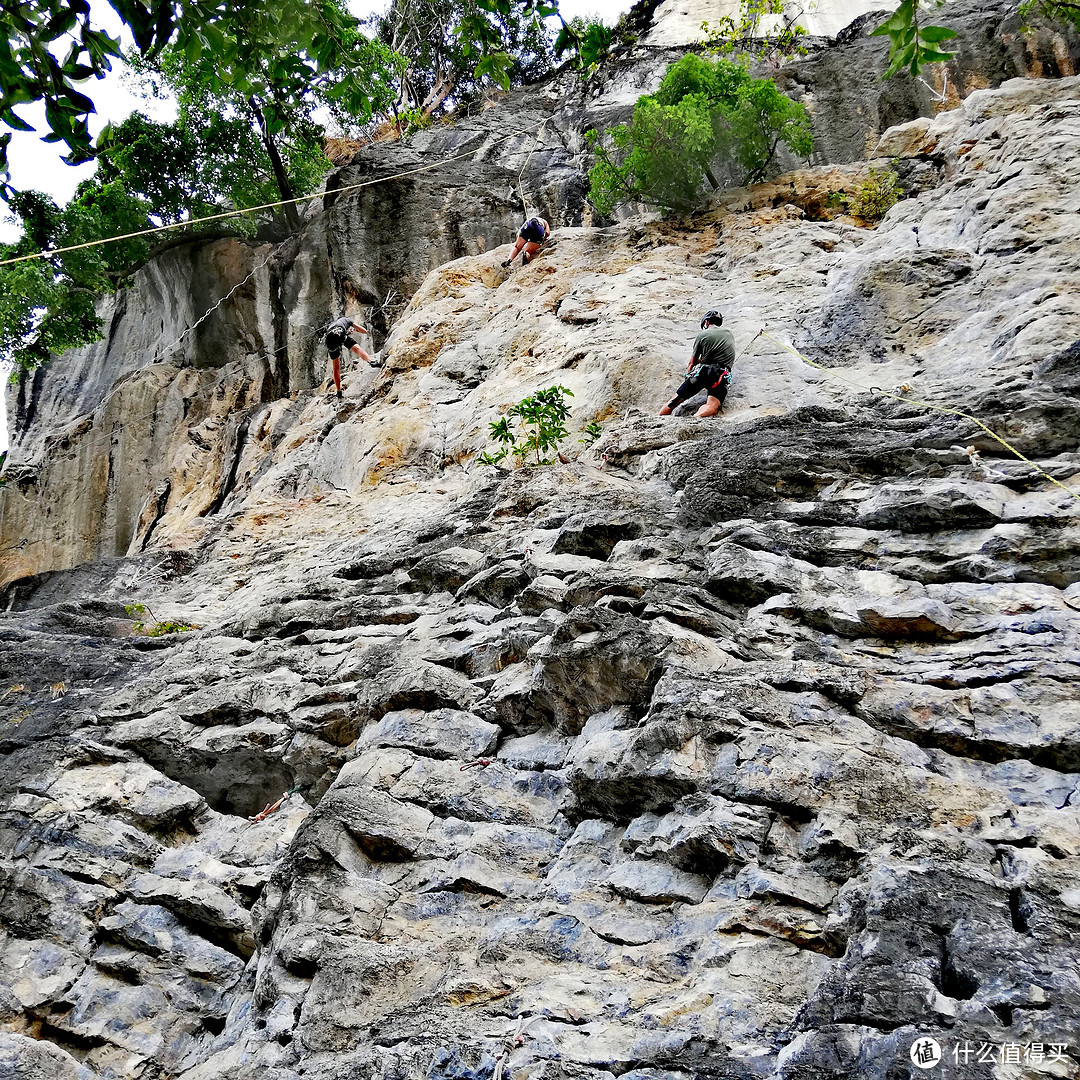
[0,184,155,372]
[145,620,197,636]
[0,0,396,194]
[850,165,901,222]
[554,16,613,71]
[479,386,575,467]
[579,421,604,446]
[131,0,403,229]
[377,0,555,120]
[0,0,409,374]
[588,54,812,216]
[700,0,808,64]
[124,603,194,636]
[1018,0,1080,33]
[870,0,957,78]
[457,0,559,91]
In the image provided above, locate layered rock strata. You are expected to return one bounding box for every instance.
[5,0,1079,587]
[1,73,1079,1080]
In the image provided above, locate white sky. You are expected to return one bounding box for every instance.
[0,0,632,453]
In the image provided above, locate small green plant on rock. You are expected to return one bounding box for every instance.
[850,165,902,222]
[125,603,196,636]
[479,386,575,467]
[579,421,604,447]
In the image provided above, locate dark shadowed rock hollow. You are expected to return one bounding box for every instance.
[1,2,1079,1078]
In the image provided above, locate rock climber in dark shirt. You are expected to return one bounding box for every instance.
[502,216,550,267]
[324,316,379,398]
[660,310,735,418]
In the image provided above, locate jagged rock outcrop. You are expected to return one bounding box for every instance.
[1,15,1080,1080]
[2,0,1080,1062]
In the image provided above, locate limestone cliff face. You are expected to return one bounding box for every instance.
[1,10,1080,1080]
[4,0,1077,588]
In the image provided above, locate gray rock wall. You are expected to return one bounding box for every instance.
[5,0,1078,585]
[0,73,1078,1080]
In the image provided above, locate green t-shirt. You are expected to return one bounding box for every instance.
[692,326,735,369]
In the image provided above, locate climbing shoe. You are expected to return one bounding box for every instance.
[501,259,512,268]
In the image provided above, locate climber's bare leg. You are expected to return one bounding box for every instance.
[696,394,723,418]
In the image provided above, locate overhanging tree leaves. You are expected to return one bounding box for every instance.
[553,16,612,72]
[0,183,154,372]
[870,0,957,77]
[587,54,812,216]
[376,0,554,125]
[129,0,402,231]
[94,112,219,225]
[0,0,398,196]
[456,0,560,89]
[1,0,403,374]
[700,0,809,66]
[1019,0,1080,33]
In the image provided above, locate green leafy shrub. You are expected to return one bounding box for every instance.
[850,165,901,222]
[579,421,604,446]
[1019,0,1080,32]
[479,386,575,467]
[587,54,812,216]
[555,17,613,70]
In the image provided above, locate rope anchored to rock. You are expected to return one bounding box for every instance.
[492,1016,536,1080]
[757,329,1080,505]
[243,785,302,827]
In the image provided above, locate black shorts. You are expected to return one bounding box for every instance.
[677,365,730,402]
[326,329,347,358]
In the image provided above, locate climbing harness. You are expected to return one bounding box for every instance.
[757,329,1080,505]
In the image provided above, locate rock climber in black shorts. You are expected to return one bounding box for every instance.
[324,316,379,397]
[502,216,550,267]
[660,309,735,418]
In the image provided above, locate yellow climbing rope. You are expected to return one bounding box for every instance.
[757,329,1080,504]
[0,117,552,269]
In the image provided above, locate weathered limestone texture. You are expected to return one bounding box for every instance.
[0,70,1078,1078]
[4,0,1078,586]
[1,10,1080,1079]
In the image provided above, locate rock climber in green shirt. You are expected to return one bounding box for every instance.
[660,310,735,418]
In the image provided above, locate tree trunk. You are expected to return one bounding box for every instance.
[249,97,301,232]
[420,69,456,119]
